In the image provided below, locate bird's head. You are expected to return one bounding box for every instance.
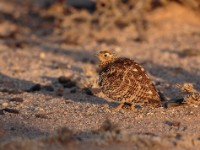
[96,50,117,68]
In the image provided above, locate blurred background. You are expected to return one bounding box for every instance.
[0,0,200,45]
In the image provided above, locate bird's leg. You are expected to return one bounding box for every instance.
[112,102,125,111]
[129,103,135,111]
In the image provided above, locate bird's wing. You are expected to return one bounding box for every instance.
[100,58,159,101]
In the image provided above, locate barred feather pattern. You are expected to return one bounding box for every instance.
[99,58,161,107]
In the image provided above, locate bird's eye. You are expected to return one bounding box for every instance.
[104,54,107,57]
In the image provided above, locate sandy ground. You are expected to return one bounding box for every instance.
[0,0,200,149]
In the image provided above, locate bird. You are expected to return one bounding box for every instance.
[96,50,162,111]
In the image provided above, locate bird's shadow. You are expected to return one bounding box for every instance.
[141,60,200,97]
[0,72,116,107]
[41,75,117,106]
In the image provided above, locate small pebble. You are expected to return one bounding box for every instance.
[39,52,46,59]
[135,105,142,109]
[0,89,9,93]
[82,58,96,64]
[2,102,9,107]
[165,121,181,127]
[35,114,48,119]
[10,97,23,103]
[63,82,76,88]
[70,88,76,93]
[138,114,144,119]
[54,63,69,69]
[3,108,19,114]
[56,88,64,96]
[0,109,4,115]
[43,85,54,92]
[27,84,41,92]
[0,89,22,94]
[8,90,22,94]
[180,48,200,57]
[65,99,73,104]
[58,76,76,88]
[58,76,71,84]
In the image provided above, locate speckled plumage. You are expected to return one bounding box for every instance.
[97,50,161,110]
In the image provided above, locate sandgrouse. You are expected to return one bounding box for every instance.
[97,50,162,111]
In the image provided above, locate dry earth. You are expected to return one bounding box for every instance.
[0,0,200,149]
